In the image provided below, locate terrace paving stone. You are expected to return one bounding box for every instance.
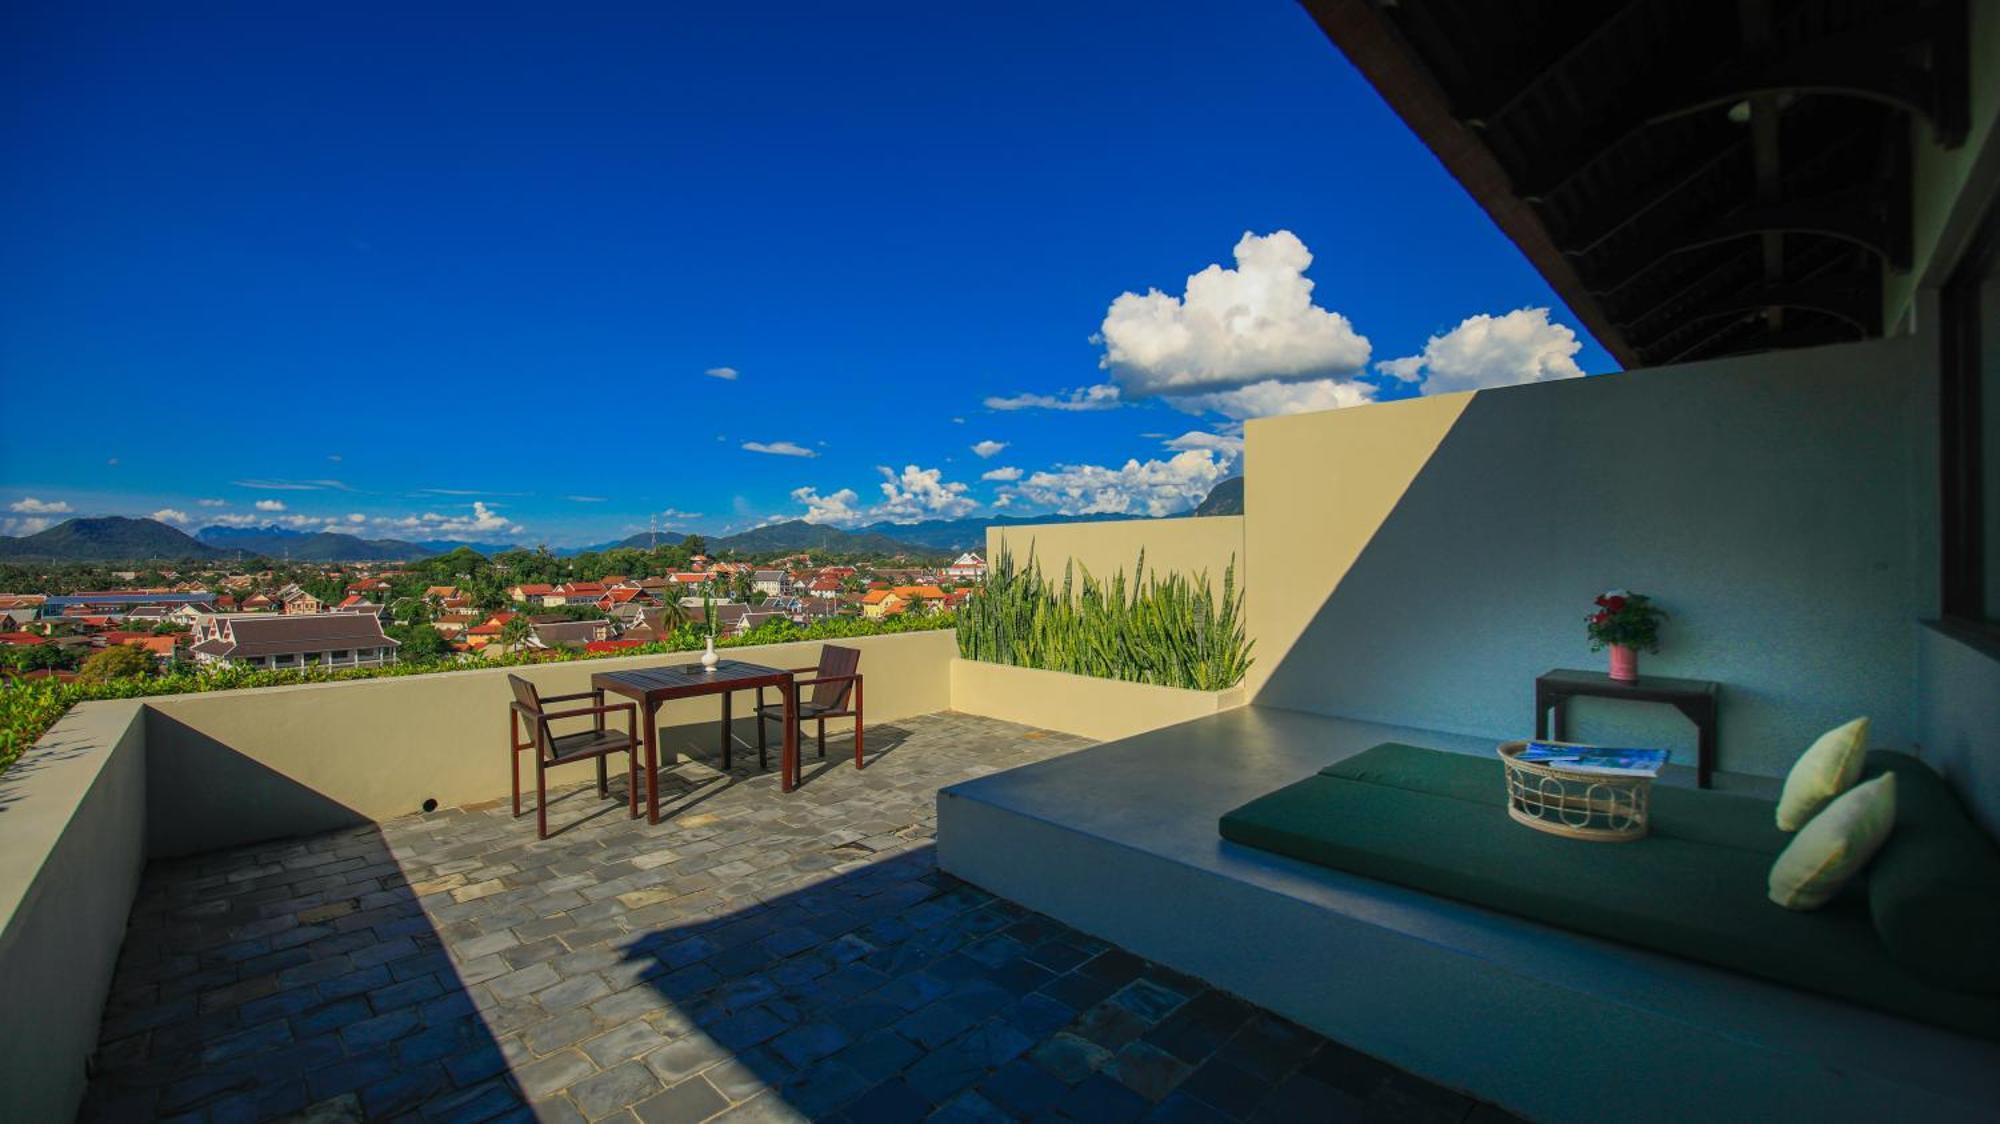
[81,711,1504,1122]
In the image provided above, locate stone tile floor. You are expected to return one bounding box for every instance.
[84,712,1517,1123]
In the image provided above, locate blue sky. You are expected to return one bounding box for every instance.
[0,1,1613,548]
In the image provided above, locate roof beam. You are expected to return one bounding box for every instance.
[1554,141,1744,258]
[1625,279,1879,353]
[1588,185,1901,299]
[1297,0,1643,368]
[1698,322,1867,359]
[1517,4,1963,201]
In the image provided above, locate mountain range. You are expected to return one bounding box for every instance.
[0,516,225,562]
[0,480,1246,564]
[1194,476,1243,516]
[191,525,514,563]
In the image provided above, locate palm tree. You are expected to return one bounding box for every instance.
[499,615,534,651]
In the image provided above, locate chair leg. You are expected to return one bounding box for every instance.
[511,747,521,817]
[627,749,639,818]
[854,711,864,769]
[597,755,608,797]
[536,759,548,840]
[817,719,826,758]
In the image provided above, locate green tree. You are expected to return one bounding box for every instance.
[388,622,450,662]
[499,615,534,649]
[681,534,706,557]
[76,644,155,682]
[648,597,690,631]
[1,643,80,673]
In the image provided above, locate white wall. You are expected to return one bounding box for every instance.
[1247,337,1929,778]
[0,701,148,1124]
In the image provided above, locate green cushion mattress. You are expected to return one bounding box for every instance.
[1219,743,2000,1040]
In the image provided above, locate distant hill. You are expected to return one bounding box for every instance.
[0,516,224,562]
[586,532,694,555]
[197,525,429,563]
[1194,477,1243,516]
[709,520,936,558]
[195,524,522,562]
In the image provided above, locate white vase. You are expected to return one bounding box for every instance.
[701,636,718,670]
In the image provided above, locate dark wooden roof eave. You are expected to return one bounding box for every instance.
[1300,0,1643,370]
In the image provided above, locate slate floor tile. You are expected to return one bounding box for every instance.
[83,714,1510,1124]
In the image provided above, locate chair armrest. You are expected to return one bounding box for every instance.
[540,689,602,704]
[541,702,636,723]
[793,673,859,689]
[786,665,820,674]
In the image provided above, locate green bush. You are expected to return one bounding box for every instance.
[956,545,1251,691]
[76,644,156,682]
[0,611,953,775]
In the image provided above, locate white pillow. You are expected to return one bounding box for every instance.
[1775,717,1869,831]
[1769,773,1896,910]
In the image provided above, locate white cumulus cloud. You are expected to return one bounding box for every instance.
[149,508,190,524]
[1017,450,1232,518]
[704,366,739,380]
[3,517,54,535]
[9,497,70,514]
[984,384,1122,412]
[791,486,863,526]
[981,466,1023,482]
[793,465,977,525]
[743,440,817,458]
[1376,307,1584,394]
[1163,431,1245,462]
[255,499,287,512]
[198,498,228,507]
[1097,230,1370,397]
[205,512,326,530]
[971,440,1008,458]
[379,501,519,539]
[873,464,975,523]
[1168,376,1376,420]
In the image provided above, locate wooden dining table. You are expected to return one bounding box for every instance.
[591,659,800,822]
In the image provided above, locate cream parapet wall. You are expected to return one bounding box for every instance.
[143,630,958,856]
[984,516,1245,600]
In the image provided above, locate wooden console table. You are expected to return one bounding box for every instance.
[1534,668,1721,788]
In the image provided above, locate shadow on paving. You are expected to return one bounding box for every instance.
[78,709,1511,1123]
[80,823,525,1122]
[604,846,1510,1123]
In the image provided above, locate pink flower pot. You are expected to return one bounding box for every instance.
[1609,644,1638,682]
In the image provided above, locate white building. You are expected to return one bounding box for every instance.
[188,612,399,671]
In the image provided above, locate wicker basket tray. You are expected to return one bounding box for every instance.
[1497,740,1652,842]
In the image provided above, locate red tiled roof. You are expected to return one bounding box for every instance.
[0,632,45,646]
[584,639,645,653]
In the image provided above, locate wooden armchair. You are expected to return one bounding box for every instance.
[754,644,865,774]
[508,675,640,838]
